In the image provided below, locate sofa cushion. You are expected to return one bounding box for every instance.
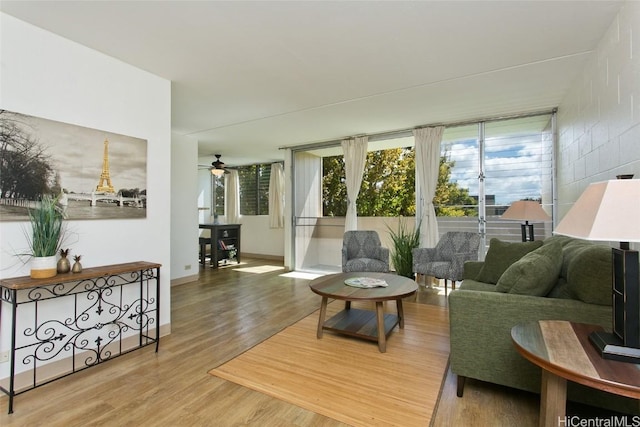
[566,244,613,305]
[458,279,498,292]
[546,278,574,300]
[495,242,563,296]
[475,239,543,284]
[559,239,592,279]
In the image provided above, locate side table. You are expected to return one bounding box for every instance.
[511,320,640,427]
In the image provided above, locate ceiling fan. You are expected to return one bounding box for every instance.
[210,154,229,177]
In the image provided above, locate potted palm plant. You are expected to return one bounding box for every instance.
[387,219,421,278]
[25,195,66,278]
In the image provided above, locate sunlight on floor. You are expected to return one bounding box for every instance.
[279,271,327,280]
[424,285,448,296]
[232,265,285,274]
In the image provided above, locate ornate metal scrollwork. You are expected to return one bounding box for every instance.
[1,264,160,414]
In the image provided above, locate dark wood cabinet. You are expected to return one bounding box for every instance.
[199,223,241,269]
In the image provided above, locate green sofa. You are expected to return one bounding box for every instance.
[448,235,639,414]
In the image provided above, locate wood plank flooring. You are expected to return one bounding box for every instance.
[211,300,450,427]
[0,257,542,426]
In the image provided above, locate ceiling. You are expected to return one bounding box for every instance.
[0,1,622,167]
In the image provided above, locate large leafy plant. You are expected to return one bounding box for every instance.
[26,195,66,257]
[387,219,421,278]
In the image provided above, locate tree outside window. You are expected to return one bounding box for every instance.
[322,147,476,217]
[238,163,271,215]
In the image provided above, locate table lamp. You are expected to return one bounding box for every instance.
[501,200,551,242]
[553,175,640,363]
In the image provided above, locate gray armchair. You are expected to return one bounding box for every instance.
[342,230,390,273]
[412,231,480,293]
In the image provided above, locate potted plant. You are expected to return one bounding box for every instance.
[387,219,421,278]
[25,195,66,278]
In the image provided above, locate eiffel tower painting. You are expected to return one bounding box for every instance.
[0,110,147,221]
[96,138,116,193]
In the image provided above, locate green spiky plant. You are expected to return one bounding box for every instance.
[26,195,66,257]
[387,219,421,278]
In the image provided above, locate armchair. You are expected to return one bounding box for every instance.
[412,231,480,293]
[342,230,390,273]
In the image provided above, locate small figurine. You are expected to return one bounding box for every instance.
[57,248,71,273]
[72,254,83,273]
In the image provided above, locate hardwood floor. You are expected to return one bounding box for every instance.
[0,257,542,426]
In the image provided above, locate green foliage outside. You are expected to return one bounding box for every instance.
[237,164,270,215]
[322,148,477,217]
[434,155,478,217]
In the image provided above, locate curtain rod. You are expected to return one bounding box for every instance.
[279,108,557,152]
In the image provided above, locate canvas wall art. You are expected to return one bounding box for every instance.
[0,109,147,221]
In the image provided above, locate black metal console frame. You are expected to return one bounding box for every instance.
[0,262,161,414]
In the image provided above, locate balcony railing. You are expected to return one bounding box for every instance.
[294,216,551,273]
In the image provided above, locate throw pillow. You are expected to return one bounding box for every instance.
[566,244,612,305]
[475,238,543,284]
[558,239,591,279]
[546,278,574,300]
[495,242,563,296]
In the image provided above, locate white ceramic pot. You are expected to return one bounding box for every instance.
[30,255,57,279]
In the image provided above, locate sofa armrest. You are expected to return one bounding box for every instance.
[463,261,484,280]
[448,289,624,408]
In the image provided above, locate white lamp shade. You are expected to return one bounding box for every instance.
[501,200,551,221]
[554,179,640,242]
[211,168,225,177]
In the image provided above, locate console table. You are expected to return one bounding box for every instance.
[0,261,161,414]
[199,223,241,268]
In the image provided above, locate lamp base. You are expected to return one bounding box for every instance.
[589,331,640,364]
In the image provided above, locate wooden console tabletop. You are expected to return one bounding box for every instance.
[0,261,161,289]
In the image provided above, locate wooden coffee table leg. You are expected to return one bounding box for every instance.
[376,301,386,352]
[396,299,405,328]
[540,369,566,427]
[317,296,328,339]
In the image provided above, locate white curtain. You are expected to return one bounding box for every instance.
[341,136,368,232]
[268,163,285,228]
[226,169,240,224]
[414,126,445,248]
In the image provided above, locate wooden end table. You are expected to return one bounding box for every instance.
[511,320,640,427]
[309,272,417,352]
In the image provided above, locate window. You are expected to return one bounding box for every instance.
[212,174,225,216]
[483,116,553,215]
[319,112,554,223]
[322,148,415,217]
[238,163,272,215]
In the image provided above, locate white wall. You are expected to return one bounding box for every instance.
[171,133,199,281]
[0,13,171,372]
[557,1,640,215]
[240,216,285,257]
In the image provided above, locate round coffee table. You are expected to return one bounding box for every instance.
[309,272,417,352]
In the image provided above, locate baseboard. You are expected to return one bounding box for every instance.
[171,274,199,287]
[242,253,284,263]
